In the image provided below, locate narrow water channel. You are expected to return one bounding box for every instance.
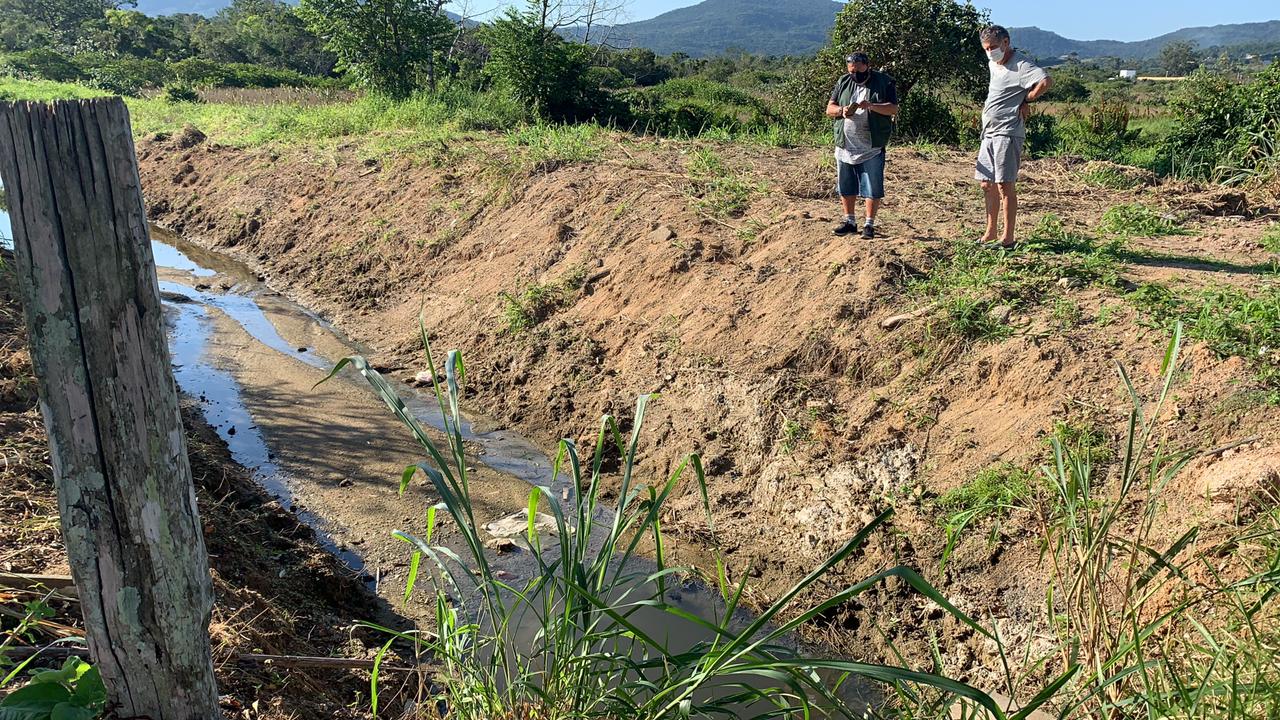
[1,199,872,713]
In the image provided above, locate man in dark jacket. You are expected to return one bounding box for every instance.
[826,52,899,239]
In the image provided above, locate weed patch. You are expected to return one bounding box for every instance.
[1261,224,1280,254]
[908,215,1125,343]
[685,148,759,218]
[1129,281,1280,393]
[1098,203,1187,238]
[938,463,1035,569]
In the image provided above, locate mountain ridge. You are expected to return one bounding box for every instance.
[129,0,1280,61]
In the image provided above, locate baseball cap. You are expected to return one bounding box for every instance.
[845,52,870,65]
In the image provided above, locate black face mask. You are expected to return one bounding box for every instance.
[852,70,870,83]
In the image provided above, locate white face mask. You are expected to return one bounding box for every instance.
[987,46,1006,63]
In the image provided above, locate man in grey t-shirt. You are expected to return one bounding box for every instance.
[975,24,1052,249]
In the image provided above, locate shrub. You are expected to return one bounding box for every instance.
[895,90,959,145]
[88,57,171,95]
[162,83,201,103]
[170,58,317,88]
[616,78,773,137]
[1164,65,1280,184]
[1025,112,1062,158]
[1062,100,1141,160]
[1045,75,1090,102]
[0,49,85,83]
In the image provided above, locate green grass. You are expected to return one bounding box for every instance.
[506,123,608,172]
[1079,165,1145,190]
[908,214,1125,343]
[1097,203,1188,237]
[937,463,1035,569]
[500,283,570,333]
[0,77,526,151]
[685,148,760,218]
[0,77,108,101]
[1129,281,1280,394]
[1262,224,1280,254]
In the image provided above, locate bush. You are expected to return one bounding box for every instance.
[1163,65,1280,184]
[0,49,85,83]
[1063,100,1141,160]
[615,78,773,137]
[1026,112,1062,157]
[170,58,317,88]
[162,83,201,103]
[88,57,171,95]
[895,90,959,145]
[1045,75,1090,102]
[955,105,982,150]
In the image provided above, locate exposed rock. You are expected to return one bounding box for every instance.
[647,225,676,244]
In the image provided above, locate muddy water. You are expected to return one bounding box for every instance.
[1,200,869,711]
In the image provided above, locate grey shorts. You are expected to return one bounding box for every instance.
[974,135,1023,184]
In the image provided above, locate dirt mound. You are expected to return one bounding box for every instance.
[133,129,1280,684]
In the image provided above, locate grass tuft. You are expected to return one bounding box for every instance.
[1098,203,1187,237]
[685,148,759,218]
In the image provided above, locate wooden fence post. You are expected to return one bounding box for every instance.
[0,99,219,718]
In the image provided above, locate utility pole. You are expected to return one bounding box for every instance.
[0,98,220,719]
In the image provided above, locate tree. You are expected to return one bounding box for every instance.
[79,9,187,59]
[297,0,452,97]
[824,0,988,99]
[780,0,987,129]
[0,0,134,48]
[192,0,334,75]
[1159,40,1200,77]
[481,2,598,120]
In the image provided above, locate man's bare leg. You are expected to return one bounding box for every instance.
[841,195,858,218]
[864,197,881,225]
[998,182,1017,245]
[980,181,1000,241]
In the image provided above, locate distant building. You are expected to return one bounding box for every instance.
[1119,70,1137,81]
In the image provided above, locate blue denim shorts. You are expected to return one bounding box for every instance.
[837,149,886,199]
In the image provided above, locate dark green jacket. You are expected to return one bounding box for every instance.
[830,70,898,150]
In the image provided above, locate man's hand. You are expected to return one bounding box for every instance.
[1018,101,1031,121]
[857,100,872,111]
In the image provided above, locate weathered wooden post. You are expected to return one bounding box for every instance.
[0,99,219,718]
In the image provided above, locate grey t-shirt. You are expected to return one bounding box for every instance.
[834,84,880,166]
[982,51,1048,139]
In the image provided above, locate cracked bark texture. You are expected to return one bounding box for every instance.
[0,98,219,719]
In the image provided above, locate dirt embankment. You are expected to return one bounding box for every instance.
[135,129,1280,684]
[0,248,395,719]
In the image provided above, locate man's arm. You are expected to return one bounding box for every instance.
[1027,76,1052,101]
[868,102,899,117]
[1019,76,1052,120]
[826,101,849,119]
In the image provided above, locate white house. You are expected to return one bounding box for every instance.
[1119,70,1138,81]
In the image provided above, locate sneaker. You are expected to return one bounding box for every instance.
[861,223,875,239]
[833,219,858,236]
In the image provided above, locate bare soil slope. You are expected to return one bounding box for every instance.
[135,129,1280,686]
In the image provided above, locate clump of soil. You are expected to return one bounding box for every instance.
[0,249,396,719]
[133,131,1280,691]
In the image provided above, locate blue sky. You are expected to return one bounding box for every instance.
[455,0,1278,42]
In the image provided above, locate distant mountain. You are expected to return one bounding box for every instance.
[1011,21,1280,61]
[127,0,1279,62]
[578,0,846,57]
